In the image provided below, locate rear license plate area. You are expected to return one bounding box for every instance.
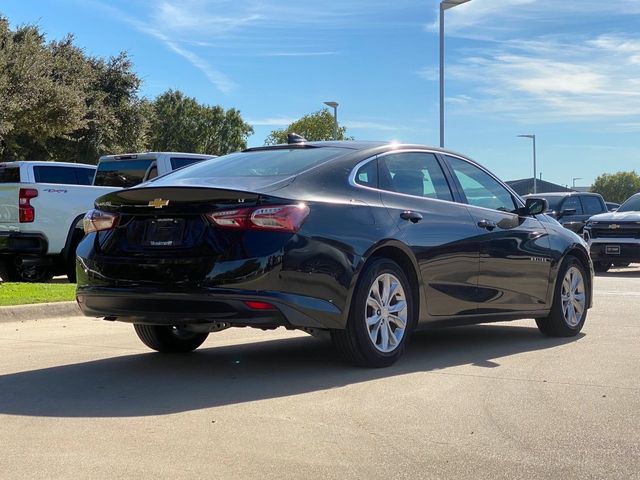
[605,245,621,255]
[142,218,185,247]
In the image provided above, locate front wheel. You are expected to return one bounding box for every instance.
[331,258,416,368]
[536,256,589,337]
[133,324,209,353]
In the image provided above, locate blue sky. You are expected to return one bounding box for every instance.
[3,0,640,186]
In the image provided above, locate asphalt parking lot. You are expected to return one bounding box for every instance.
[1,269,639,479]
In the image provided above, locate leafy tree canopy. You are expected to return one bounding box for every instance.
[591,171,640,204]
[265,108,352,145]
[0,16,253,163]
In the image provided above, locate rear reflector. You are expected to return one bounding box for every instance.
[244,300,277,310]
[19,188,38,223]
[83,209,120,234]
[207,204,310,233]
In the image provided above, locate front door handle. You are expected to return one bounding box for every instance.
[477,219,497,231]
[400,211,423,224]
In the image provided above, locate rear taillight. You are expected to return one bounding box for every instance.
[83,209,119,234]
[206,204,310,233]
[19,188,38,223]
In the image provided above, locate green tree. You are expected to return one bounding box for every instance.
[148,90,253,155]
[591,171,640,204]
[264,108,351,145]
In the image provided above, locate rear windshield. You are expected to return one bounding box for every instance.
[618,194,640,212]
[165,148,346,181]
[94,159,155,187]
[0,166,20,183]
[33,165,95,185]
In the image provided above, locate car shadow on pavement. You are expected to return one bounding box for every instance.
[0,324,583,418]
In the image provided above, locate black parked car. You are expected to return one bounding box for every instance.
[522,192,607,234]
[76,141,593,367]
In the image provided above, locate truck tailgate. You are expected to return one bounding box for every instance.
[0,184,19,226]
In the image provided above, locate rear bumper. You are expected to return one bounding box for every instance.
[0,231,48,255]
[76,286,344,330]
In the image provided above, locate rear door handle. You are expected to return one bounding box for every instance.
[400,211,423,223]
[477,219,497,231]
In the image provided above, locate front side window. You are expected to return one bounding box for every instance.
[561,196,583,215]
[445,155,517,213]
[378,152,453,201]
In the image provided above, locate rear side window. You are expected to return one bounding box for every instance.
[446,155,517,213]
[0,166,20,183]
[581,195,604,215]
[170,157,206,170]
[378,153,453,201]
[34,166,79,185]
[76,168,95,185]
[94,159,155,187]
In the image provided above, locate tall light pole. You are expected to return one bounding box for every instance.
[324,101,339,140]
[440,0,471,148]
[518,134,537,194]
[572,177,582,188]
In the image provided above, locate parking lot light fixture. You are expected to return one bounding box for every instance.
[440,0,472,148]
[518,134,537,194]
[324,101,339,140]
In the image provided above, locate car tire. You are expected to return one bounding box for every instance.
[613,262,630,268]
[331,258,416,368]
[5,263,54,283]
[536,256,589,337]
[133,324,209,353]
[593,261,611,273]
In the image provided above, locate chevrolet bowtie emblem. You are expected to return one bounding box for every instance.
[609,224,620,229]
[148,198,169,209]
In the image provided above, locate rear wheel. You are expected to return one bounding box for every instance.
[593,261,611,273]
[331,258,416,368]
[536,256,589,337]
[3,262,54,282]
[133,324,209,353]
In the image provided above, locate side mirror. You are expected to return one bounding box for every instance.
[525,198,548,216]
[560,208,577,216]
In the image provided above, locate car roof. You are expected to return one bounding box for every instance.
[99,152,217,161]
[523,192,600,197]
[0,161,96,168]
[244,140,469,158]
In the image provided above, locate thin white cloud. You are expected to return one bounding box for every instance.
[86,0,236,94]
[259,51,339,57]
[342,121,399,131]
[247,117,297,126]
[437,34,640,122]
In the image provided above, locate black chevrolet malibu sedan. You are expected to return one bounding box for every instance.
[76,141,593,367]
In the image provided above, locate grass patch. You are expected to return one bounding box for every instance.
[0,282,76,306]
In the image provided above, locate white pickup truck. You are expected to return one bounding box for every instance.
[0,153,216,282]
[0,161,118,282]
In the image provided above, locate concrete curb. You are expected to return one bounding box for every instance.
[0,301,81,323]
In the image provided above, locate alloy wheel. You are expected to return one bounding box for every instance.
[561,266,586,327]
[365,273,408,353]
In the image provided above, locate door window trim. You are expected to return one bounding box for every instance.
[348,149,457,204]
